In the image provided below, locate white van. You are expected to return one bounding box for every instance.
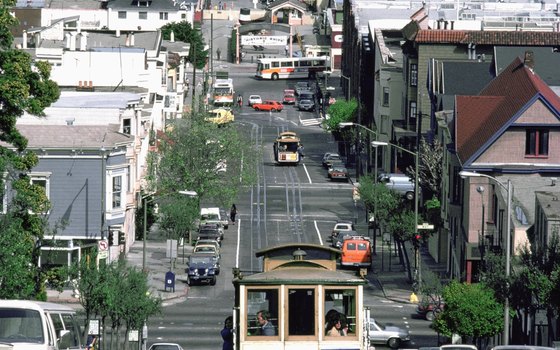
[378,173,415,200]
[0,300,83,350]
[201,207,228,229]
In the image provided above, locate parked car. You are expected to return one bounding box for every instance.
[282,89,296,104]
[341,236,372,269]
[253,100,283,112]
[248,95,262,106]
[194,239,221,255]
[332,229,359,249]
[294,81,311,95]
[201,207,228,229]
[368,318,410,349]
[298,99,315,111]
[322,152,342,168]
[328,164,349,181]
[331,221,355,240]
[440,345,478,350]
[186,253,218,285]
[192,250,221,275]
[416,297,445,321]
[378,173,415,200]
[197,224,223,243]
[148,343,185,350]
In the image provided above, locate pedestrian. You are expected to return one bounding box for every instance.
[218,0,222,9]
[216,47,221,61]
[238,95,243,107]
[297,143,304,159]
[221,316,234,350]
[230,204,237,224]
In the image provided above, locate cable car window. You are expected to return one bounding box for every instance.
[288,288,315,336]
[324,289,357,337]
[247,289,278,337]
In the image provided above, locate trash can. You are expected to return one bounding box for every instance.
[164,271,175,292]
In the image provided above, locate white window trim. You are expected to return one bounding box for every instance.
[107,168,128,211]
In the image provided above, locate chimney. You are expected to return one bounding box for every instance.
[170,30,175,42]
[524,51,535,71]
[79,32,88,51]
[22,30,28,49]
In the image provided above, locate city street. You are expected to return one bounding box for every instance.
[146,69,441,349]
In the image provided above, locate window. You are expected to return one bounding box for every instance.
[122,118,131,134]
[159,12,168,20]
[247,289,278,337]
[281,61,293,68]
[382,87,389,106]
[181,13,186,19]
[410,63,418,86]
[30,176,50,199]
[139,12,147,19]
[525,129,549,157]
[118,11,127,19]
[409,101,417,120]
[324,289,357,337]
[380,115,389,134]
[112,175,123,209]
[452,166,461,204]
[288,288,315,336]
[271,61,279,68]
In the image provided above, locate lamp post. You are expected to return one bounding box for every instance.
[372,140,420,288]
[459,170,512,345]
[341,74,351,99]
[339,122,379,180]
[141,190,198,272]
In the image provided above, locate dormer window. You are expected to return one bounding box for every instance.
[525,129,549,157]
[131,0,151,6]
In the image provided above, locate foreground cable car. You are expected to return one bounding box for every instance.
[232,243,371,350]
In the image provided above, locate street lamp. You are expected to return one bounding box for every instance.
[459,170,512,345]
[141,190,198,272]
[339,122,379,181]
[372,140,420,288]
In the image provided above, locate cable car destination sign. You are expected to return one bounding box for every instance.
[241,35,288,46]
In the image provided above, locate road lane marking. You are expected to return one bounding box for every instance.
[314,220,323,245]
[302,163,312,184]
[235,219,241,268]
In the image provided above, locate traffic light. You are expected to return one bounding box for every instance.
[118,231,125,245]
[108,232,114,246]
[412,233,422,248]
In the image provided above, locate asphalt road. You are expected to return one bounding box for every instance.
[146,70,440,349]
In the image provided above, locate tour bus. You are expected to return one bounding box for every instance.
[256,56,329,80]
[0,300,83,350]
[232,243,370,350]
[273,131,301,165]
[212,78,235,106]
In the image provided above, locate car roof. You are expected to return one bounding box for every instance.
[249,95,261,98]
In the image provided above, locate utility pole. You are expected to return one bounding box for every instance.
[191,42,197,113]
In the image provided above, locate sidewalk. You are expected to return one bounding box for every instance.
[47,235,191,304]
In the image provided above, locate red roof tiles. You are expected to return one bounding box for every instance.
[415,30,560,45]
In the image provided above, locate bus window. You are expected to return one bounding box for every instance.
[324,289,357,336]
[281,61,293,68]
[288,288,315,336]
[247,289,279,337]
[300,60,311,67]
[272,61,280,68]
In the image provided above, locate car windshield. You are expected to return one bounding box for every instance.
[0,308,44,343]
[190,256,212,265]
[332,166,346,172]
[151,345,180,350]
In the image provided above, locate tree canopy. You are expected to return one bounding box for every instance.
[0,0,61,300]
[160,21,207,69]
[321,98,358,132]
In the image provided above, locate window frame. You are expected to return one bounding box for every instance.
[118,11,127,19]
[382,87,389,106]
[409,101,417,121]
[245,287,280,340]
[410,63,418,87]
[159,11,168,20]
[285,285,317,340]
[111,175,123,209]
[139,11,148,20]
[525,129,549,158]
[324,286,359,340]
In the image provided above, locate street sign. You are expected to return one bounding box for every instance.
[417,223,434,230]
[88,320,100,335]
[98,240,108,251]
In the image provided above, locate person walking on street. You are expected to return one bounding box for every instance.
[297,143,304,159]
[230,204,237,224]
[217,47,221,61]
[221,316,234,350]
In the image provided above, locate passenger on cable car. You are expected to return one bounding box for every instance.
[257,310,276,336]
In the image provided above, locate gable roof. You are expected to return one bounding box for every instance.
[456,56,560,165]
[415,30,560,46]
[268,0,307,12]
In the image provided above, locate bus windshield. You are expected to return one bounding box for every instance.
[0,308,44,343]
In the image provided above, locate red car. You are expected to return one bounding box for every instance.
[282,89,296,104]
[253,100,283,112]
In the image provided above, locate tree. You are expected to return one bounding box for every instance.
[161,21,207,70]
[405,137,443,199]
[321,98,358,132]
[433,280,504,348]
[147,113,258,239]
[0,0,60,299]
